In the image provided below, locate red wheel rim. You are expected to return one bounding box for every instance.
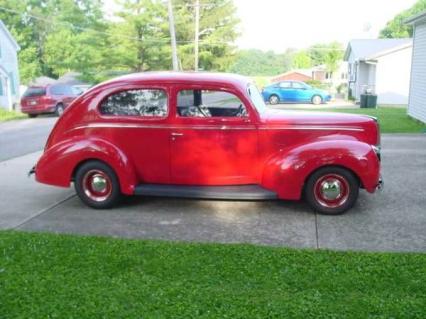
[82,169,112,202]
[313,174,349,208]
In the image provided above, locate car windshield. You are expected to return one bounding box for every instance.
[247,84,268,114]
[23,87,46,97]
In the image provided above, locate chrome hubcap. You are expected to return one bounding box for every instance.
[82,169,112,202]
[91,174,108,193]
[314,174,349,208]
[320,179,342,200]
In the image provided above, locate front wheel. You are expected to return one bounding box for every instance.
[304,166,359,215]
[74,161,122,209]
[311,95,323,105]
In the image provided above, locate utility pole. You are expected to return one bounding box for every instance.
[194,0,200,71]
[167,0,179,71]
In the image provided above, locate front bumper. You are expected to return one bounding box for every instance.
[28,166,36,177]
[376,176,384,191]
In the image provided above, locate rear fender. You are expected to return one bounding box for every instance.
[261,140,380,200]
[35,137,137,194]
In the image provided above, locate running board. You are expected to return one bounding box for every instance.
[134,184,277,200]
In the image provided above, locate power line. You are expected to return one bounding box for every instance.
[0,5,234,46]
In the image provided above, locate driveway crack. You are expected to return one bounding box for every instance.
[13,194,76,229]
[315,212,319,249]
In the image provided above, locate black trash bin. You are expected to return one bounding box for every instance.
[360,94,377,108]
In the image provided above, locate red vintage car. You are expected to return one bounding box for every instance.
[31,72,382,215]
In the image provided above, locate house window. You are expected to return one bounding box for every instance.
[0,78,3,96]
[100,89,168,117]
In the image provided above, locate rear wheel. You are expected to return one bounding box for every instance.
[311,95,322,105]
[269,94,280,105]
[74,161,122,209]
[55,103,65,117]
[304,166,359,215]
[28,114,38,118]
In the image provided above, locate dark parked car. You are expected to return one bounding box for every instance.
[21,84,79,117]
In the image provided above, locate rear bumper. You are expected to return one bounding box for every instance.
[21,104,56,114]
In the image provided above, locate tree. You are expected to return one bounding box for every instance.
[306,42,343,72]
[228,49,291,76]
[291,51,312,69]
[0,0,108,83]
[109,0,170,72]
[380,0,426,38]
[174,0,240,71]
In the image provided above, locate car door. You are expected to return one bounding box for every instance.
[170,87,258,185]
[291,81,311,102]
[277,81,296,102]
[98,86,171,183]
[62,85,78,107]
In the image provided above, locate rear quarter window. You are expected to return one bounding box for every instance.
[23,88,46,97]
[99,89,168,117]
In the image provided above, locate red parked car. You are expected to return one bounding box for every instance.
[31,72,382,215]
[21,84,79,117]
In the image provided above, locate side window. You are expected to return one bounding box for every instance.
[50,85,62,95]
[177,90,247,118]
[292,82,305,89]
[100,89,167,117]
[279,82,291,88]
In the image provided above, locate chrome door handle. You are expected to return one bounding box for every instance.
[171,132,184,136]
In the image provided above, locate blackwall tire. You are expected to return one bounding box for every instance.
[304,166,359,215]
[74,161,122,209]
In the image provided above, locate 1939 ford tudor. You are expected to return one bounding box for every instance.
[31,72,382,215]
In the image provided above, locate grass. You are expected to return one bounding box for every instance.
[324,107,426,133]
[0,108,26,122]
[0,231,425,318]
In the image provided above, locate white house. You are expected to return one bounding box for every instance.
[0,19,20,110]
[344,39,412,105]
[406,11,426,123]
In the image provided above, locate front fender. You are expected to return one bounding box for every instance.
[35,137,137,195]
[261,140,380,200]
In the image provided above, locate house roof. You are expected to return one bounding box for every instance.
[405,10,426,25]
[344,39,412,61]
[272,69,312,79]
[0,20,20,51]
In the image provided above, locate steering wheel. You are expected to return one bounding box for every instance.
[234,104,245,117]
[196,104,210,117]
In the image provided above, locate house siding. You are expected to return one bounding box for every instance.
[375,46,412,105]
[408,22,426,123]
[0,21,20,110]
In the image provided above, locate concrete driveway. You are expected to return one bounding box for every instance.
[0,132,425,252]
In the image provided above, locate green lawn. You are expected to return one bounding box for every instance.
[0,108,26,122]
[325,107,426,133]
[1,231,425,318]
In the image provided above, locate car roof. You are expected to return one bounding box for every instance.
[103,71,252,88]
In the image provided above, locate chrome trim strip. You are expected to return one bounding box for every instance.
[71,123,255,131]
[258,126,364,132]
[71,123,364,132]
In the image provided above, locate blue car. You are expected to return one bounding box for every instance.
[262,81,332,105]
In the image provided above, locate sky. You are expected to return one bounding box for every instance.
[233,0,417,52]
